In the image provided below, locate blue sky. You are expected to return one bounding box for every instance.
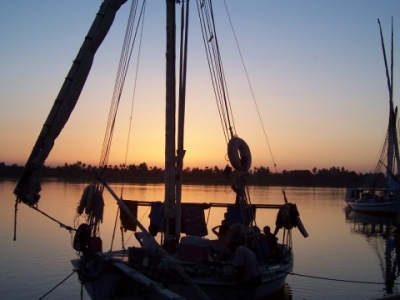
[1,1,400,173]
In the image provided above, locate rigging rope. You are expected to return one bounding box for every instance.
[196,1,258,219]
[37,270,76,300]
[13,199,18,241]
[99,0,145,170]
[109,0,146,250]
[110,206,120,251]
[196,0,236,143]
[77,0,146,237]
[14,198,75,241]
[219,2,297,213]
[32,206,75,231]
[197,0,279,173]
[222,0,278,173]
[122,2,146,177]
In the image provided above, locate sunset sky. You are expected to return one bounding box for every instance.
[1,1,400,173]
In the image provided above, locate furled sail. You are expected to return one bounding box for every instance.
[14,0,128,205]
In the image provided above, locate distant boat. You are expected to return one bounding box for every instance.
[345,18,400,216]
[13,1,308,299]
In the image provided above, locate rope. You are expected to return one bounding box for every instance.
[121,0,146,175]
[37,270,76,300]
[222,0,279,173]
[13,198,19,241]
[99,0,143,169]
[287,271,397,285]
[97,0,146,240]
[31,206,75,232]
[116,1,146,242]
[14,199,75,235]
[221,1,296,207]
[110,206,120,251]
[196,0,236,143]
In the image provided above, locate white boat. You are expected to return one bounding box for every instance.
[345,19,400,216]
[345,189,400,215]
[13,1,308,299]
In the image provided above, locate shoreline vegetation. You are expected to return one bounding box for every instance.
[0,161,383,187]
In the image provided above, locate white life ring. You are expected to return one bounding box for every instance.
[227,137,252,172]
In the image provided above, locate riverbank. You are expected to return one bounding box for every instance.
[1,162,370,187]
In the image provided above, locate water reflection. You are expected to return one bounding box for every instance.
[345,206,400,295]
[3,182,378,299]
[262,283,292,300]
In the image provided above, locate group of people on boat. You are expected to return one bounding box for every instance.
[211,221,278,262]
[350,189,399,203]
[210,217,279,299]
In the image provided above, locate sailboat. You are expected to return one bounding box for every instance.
[13,1,308,299]
[345,18,400,216]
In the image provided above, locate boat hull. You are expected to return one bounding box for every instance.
[345,188,400,215]
[170,278,288,300]
[349,201,400,215]
[73,252,293,300]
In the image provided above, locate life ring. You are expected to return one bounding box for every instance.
[228,137,252,172]
[78,252,105,282]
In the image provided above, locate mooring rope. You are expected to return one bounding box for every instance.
[288,271,399,285]
[37,270,76,300]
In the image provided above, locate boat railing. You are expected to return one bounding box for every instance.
[130,200,283,209]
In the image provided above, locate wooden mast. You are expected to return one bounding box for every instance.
[164,0,178,251]
[176,0,189,242]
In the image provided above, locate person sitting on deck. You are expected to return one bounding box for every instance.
[211,221,230,259]
[230,239,261,300]
[134,224,159,253]
[262,225,278,259]
[218,223,249,260]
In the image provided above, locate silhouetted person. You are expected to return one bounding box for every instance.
[230,240,261,300]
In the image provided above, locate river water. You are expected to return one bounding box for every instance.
[0,180,398,300]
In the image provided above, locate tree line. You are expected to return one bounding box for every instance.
[0,161,385,187]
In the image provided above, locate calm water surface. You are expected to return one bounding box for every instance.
[0,180,398,300]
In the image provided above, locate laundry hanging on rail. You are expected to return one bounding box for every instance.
[149,201,164,233]
[120,200,138,232]
[181,203,209,237]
